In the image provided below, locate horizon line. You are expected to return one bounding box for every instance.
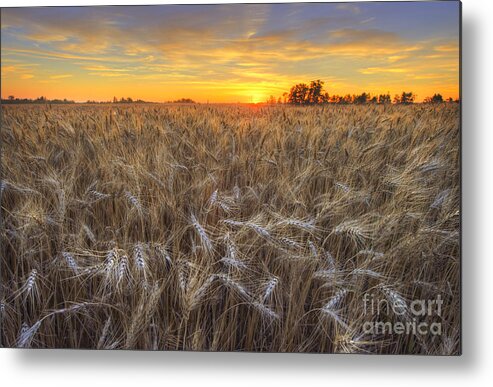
[1,92,461,104]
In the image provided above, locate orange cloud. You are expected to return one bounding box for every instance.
[50,74,73,79]
[434,44,459,52]
[359,67,408,75]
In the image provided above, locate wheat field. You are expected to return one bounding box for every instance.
[0,103,460,353]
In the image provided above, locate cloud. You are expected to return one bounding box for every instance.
[1,63,40,80]
[329,28,399,44]
[50,74,72,79]
[434,44,458,52]
[359,67,408,75]
[2,65,16,74]
[387,55,408,63]
[3,47,104,62]
[83,65,129,72]
[411,73,451,80]
[25,33,68,42]
[88,72,127,77]
[360,17,375,24]
[336,4,362,15]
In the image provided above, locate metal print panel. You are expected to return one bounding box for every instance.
[0,1,461,354]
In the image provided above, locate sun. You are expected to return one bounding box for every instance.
[250,95,264,104]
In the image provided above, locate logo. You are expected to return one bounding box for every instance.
[362,291,442,336]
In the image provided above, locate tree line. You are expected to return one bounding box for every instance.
[266,80,459,105]
[2,96,75,104]
[111,96,148,104]
[2,96,198,104]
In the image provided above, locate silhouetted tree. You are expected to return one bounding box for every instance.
[424,93,444,103]
[330,94,347,104]
[288,80,328,105]
[288,83,309,105]
[378,94,391,104]
[307,80,326,104]
[399,92,415,104]
[172,98,195,104]
[354,92,369,104]
[342,94,353,104]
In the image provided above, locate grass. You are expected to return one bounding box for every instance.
[0,103,460,353]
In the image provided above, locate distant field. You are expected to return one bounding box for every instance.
[0,104,460,353]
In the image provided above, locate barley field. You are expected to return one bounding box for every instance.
[0,103,460,353]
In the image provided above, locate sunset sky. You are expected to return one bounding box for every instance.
[1,2,460,103]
